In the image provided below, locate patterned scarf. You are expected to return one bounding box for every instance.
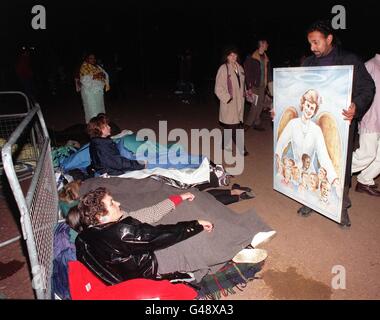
[225,64,233,98]
[80,62,110,91]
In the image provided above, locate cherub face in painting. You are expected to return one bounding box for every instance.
[283,157,294,169]
[283,166,292,183]
[308,173,319,191]
[302,156,311,171]
[291,166,300,182]
[320,180,331,201]
[318,167,327,182]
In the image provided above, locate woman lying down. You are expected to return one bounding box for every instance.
[65,181,276,284]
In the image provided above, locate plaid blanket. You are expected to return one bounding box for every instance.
[196,261,264,300]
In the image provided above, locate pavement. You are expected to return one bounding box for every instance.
[0,88,379,299]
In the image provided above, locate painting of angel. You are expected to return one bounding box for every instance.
[273,66,353,222]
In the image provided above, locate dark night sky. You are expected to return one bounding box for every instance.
[1,0,378,89]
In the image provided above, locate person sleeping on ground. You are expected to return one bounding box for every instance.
[87,113,147,176]
[67,187,214,284]
[85,113,230,189]
[63,177,276,283]
[59,178,254,217]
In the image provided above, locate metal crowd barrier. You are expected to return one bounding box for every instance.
[0,91,36,167]
[0,92,37,248]
[1,104,58,299]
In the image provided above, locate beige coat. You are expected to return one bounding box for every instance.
[215,63,245,124]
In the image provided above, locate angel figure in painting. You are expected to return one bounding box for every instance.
[274,89,342,197]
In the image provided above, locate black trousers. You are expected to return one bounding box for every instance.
[206,189,239,205]
[196,171,239,205]
[196,171,220,191]
[219,122,247,154]
[341,122,356,213]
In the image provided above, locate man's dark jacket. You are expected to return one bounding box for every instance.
[243,53,272,89]
[89,137,145,176]
[302,46,375,187]
[75,217,203,285]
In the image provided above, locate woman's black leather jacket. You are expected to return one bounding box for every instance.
[75,216,203,285]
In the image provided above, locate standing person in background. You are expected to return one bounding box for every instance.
[79,53,110,123]
[243,38,271,132]
[351,52,380,197]
[215,47,248,156]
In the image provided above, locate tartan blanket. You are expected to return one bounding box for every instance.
[196,261,264,300]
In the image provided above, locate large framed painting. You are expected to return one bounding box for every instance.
[273,66,353,223]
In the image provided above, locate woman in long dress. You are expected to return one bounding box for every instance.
[79,54,110,123]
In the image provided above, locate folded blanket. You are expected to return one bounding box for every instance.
[79,177,272,283]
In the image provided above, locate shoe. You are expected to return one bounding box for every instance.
[244,151,249,157]
[214,164,231,186]
[297,205,313,217]
[339,209,351,228]
[158,271,195,283]
[232,248,268,264]
[251,230,277,248]
[355,182,380,197]
[232,183,252,192]
[253,125,265,131]
[240,191,255,200]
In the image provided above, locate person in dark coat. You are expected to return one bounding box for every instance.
[87,113,146,176]
[243,38,271,131]
[297,20,375,227]
[67,187,213,284]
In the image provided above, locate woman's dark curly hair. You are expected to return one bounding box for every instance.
[66,187,109,233]
[87,113,110,137]
[221,46,240,64]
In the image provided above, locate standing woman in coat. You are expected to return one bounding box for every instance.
[215,47,248,156]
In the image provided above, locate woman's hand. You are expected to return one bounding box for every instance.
[198,220,214,232]
[180,192,195,201]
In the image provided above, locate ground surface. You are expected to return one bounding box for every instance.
[0,87,379,299]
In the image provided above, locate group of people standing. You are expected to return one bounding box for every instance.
[214,38,271,156]
[71,19,379,231]
[214,20,379,228]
